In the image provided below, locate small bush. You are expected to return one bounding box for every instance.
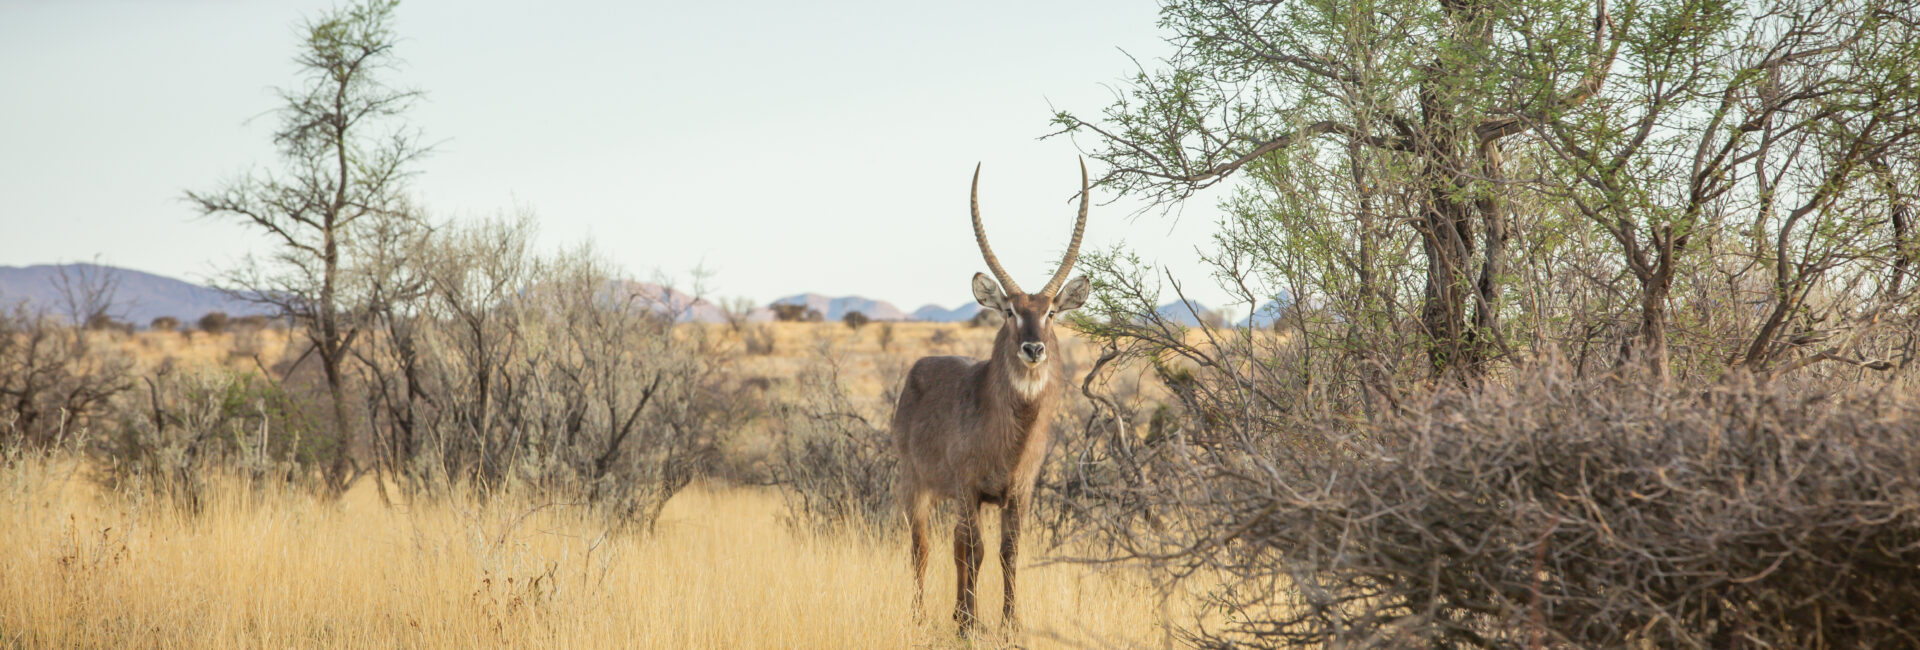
[718,296,758,334]
[928,329,955,348]
[742,324,776,355]
[197,311,229,334]
[99,367,324,509]
[770,349,896,534]
[841,310,869,330]
[0,306,133,450]
[150,316,180,332]
[770,303,822,323]
[84,313,131,334]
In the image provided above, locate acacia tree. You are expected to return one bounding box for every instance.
[187,0,427,491]
[1054,0,1617,379]
[1057,0,1920,386]
[1540,0,1920,383]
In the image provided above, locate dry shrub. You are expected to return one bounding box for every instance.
[768,347,897,534]
[0,306,133,450]
[82,314,132,334]
[1030,346,1157,545]
[841,310,870,330]
[231,314,270,331]
[770,303,821,323]
[928,328,955,349]
[1087,363,1920,648]
[353,232,753,531]
[196,311,229,334]
[98,365,322,510]
[741,324,776,356]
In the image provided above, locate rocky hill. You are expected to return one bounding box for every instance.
[769,293,910,322]
[0,263,260,326]
[0,263,1290,330]
[909,302,982,323]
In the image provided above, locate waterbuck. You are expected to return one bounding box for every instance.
[894,160,1092,633]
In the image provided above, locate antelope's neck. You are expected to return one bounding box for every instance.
[984,352,1055,431]
[1005,359,1051,402]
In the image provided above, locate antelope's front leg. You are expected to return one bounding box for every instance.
[953,497,985,633]
[1000,495,1026,631]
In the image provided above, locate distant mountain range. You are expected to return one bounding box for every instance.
[770,293,910,322]
[907,295,1290,328]
[0,264,261,325]
[1153,297,1290,328]
[611,281,774,324]
[911,302,982,323]
[0,263,1289,328]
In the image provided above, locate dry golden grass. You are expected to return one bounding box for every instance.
[722,321,1095,399]
[1,322,1203,647]
[0,456,1196,649]
[118,328,298,375]
[120,321,1067,403]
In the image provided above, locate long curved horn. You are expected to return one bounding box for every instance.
[1040,157,1091,296]
[971,163,1024,295]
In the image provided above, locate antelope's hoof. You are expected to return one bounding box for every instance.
[953,610,978,636]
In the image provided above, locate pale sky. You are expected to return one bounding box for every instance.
[0,0,1235,312]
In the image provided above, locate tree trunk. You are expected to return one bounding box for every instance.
[321,346,353,492]
[1637,279,1672,386]
[1473,140,1509,366]
[1416,0,1493,381]
[1418,151,1480,379]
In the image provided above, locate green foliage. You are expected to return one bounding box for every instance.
[1051,1,1920,644]
[1057,0,1920,382]
[99,368,326,509]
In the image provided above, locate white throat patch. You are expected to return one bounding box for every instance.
[1009,364,1050,400]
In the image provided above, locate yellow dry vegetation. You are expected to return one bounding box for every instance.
[0,457,1197,649]
[116,328,299,376]
[2,321,1210,649]
[722,321,1087,399]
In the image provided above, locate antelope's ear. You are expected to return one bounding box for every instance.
[1053,275,1092,312]
[972,273,1009,311]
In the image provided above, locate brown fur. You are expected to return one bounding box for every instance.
[895,278,1089,633]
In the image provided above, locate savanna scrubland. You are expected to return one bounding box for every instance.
[0,325,1197,649]
[0,324,1205,648]
[9,0,1920,647]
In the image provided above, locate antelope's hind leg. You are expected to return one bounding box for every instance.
[906,488,932,623]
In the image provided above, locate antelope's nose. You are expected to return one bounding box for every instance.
[1020,342,1046,363]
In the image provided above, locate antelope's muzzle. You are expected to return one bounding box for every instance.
[1019,342,1047,365]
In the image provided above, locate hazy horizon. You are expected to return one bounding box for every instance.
[1,1,1248,313]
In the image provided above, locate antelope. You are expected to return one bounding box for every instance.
[894,159,1092,634]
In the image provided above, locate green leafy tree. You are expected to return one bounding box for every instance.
[1056,0,1619,379]
[1057,0,1920,384]
[1540,0,1920,383]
